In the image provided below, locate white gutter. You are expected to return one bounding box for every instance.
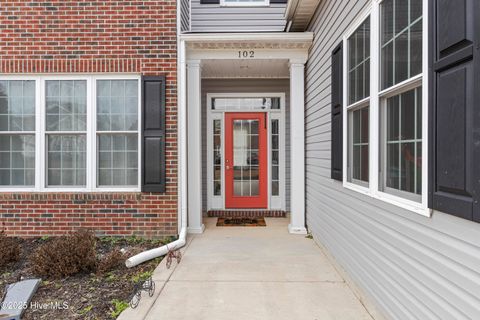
[126,4,188,268]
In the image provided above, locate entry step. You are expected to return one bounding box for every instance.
[207,210,286,218]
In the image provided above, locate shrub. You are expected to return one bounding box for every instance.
[0,231,20,268]
[30,229,97,278]
[97,249,125,275]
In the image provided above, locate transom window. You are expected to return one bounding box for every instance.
[0,76,141,191]
[342,0,426,214]
[212,97,280,111]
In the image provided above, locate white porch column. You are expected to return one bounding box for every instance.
[289,60,307,234]
[187,60,205,234]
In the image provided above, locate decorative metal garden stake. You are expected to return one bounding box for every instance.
[166,249,182,269]
[129,276,155,309]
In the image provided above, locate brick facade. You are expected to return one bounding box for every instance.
[0,0,178,237]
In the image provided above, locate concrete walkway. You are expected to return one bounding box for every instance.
[119,218,374,320]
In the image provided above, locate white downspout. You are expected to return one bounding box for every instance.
[126,7,188,268]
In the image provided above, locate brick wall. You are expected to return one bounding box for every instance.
[0,0,178,237]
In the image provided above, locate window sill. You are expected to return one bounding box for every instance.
[342,181,431,218]
[0,187,142,193]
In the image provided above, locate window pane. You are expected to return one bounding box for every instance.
[382,86,422,198]
[271,119,280,196]
[381,0,423,89]
[47,135,86,186]
[212,98,281,111]
[348,106,369,184]
[96,80,138,131]
[0,135,35,186]
[348,17,371,104]
[0,81,35,132]
[97,134,138,186]
[213,119,222,195]
[46,80,86,131]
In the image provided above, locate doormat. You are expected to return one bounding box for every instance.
[216,217,266,227]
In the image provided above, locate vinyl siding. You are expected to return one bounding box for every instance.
[190,0,287,33]
[305,1,480,319]
[181,0,190,32]
[201,79,290,211]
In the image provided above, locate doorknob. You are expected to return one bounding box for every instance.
[226,165,231,170]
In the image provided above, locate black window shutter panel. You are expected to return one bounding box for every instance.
[142,76,167,193]
[331,42,343,181]
[270,0,288,3]
[200,0,219,4]
[429,0,480,222]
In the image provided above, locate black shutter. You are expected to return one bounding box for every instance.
[200,0,219,4]
[142,76,166,193]
[429,0,480,222]
[270,0,288,3]
[331,42,343,181]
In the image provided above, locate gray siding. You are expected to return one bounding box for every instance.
[190,0,287,33]
[181,0,190,32]
[201,79,290,211]
[305,1,480,320]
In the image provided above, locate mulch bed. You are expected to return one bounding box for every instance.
[216,217,266,227]
[0,236,173,319]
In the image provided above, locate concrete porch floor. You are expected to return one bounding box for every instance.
[119,218,374,320]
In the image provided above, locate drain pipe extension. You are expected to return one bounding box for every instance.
[125,27,188,268]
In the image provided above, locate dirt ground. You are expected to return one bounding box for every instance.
[0,236,172,319]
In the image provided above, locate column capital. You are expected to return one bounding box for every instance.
[289,59,307,68]
[186,59,202,68]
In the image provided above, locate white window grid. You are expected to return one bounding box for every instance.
[0,75,142,192]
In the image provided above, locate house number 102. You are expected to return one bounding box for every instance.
[238,50,255,58]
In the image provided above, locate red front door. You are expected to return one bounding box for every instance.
[225,112,268,208]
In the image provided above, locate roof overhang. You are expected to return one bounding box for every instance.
[285,0,322,32]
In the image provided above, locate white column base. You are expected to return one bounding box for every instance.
[288,224,307,235]
[188,224,205,234]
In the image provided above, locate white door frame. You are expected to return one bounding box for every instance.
[206,93,286,211]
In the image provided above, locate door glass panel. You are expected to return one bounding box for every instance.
[233,119,259,196]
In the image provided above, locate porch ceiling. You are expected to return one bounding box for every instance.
[201,59,289,79]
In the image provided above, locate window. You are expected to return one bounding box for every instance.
[339,1,427,215]
[271,119,279,196]
[346,17,370,186]
[46,80,87,187]
[381,0,423,89]
[213,119,222,196]
[0,80,36,186]
[379,0,423,202]
[380,87,422,201]
[212,97,280,111]
[97,80,138,187]
[221,0,269,6]
[0,76,141,191]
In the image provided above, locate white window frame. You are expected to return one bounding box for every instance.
[206,92,286,211]
[220,0,269,7]
[341,0,430,217]
[343,7,372,193]
[0,74,142,192]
